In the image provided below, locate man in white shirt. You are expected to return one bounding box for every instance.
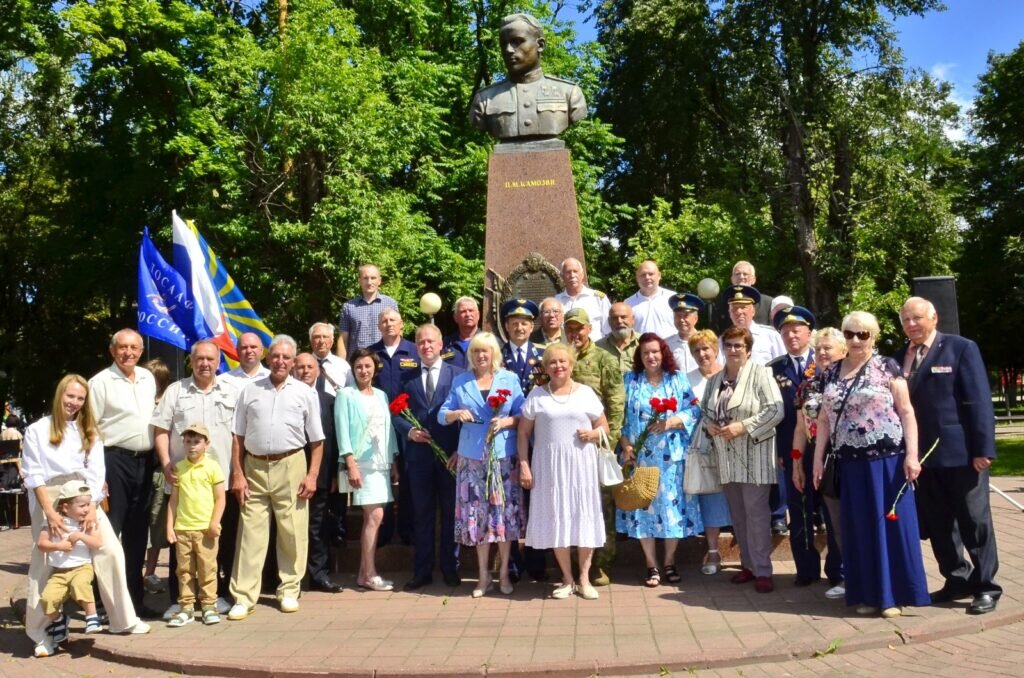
[309,322,353,394]
[624,260,676,338]
[555,257,611,341]
[88,328,157,617]
[720,285,785,366]
[152,339,238,618]
[227,335,324,620]
[220,333,270,392]
[665,293,705,375]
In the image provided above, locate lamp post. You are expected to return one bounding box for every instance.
[697,278,720,332]
[419,293,442,324]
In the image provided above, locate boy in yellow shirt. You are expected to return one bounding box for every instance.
[166,422,225,626]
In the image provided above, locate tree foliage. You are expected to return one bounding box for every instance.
[957,40,1024,406]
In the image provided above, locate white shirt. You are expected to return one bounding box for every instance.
[421,361,442,393]
[556,286,612,341]
[666,335,699,376]
[687,368,709,402]
[219,364,270,396]
[48,516,94,569]
[233,376,324,456]
[314,353,353,395]
[624,287,677,339]
[717,322,786,367]
[88,364,156,451]
[152,376,238,487]
[21,417,106,507]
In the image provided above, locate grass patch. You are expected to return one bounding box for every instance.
[992,438,1024,477]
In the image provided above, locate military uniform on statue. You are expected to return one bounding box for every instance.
[499,298,550,581]
[768,306,841,587]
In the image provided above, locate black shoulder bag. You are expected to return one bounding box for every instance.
[821,361,868,499]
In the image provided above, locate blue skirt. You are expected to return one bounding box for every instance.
[839,454,930,609]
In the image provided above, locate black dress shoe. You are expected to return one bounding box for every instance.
[771,520,790,536]
[930,587,969,604]
[968,594,998,615]
[311,578,344,593]
[793,576,818,587]
[442,572,462,587]
[139,605,163,620]
[403,575,433,591]
[508,571,521,584]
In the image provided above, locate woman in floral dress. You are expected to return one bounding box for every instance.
[616,333,702,587]
[813,312,929,618]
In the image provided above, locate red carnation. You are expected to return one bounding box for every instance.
[496,388,512,398]
[790,449,802,460]
[388,393,410,415]
[487,395,502,408]
[665,397,678,412]
[885,511,898,522]
[690,398,699,406]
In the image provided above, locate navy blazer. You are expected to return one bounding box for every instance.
[500,341,545,396]
[768,350,814,458]
[369,338,420,401]
[893,332,995,466]
[394,362,463,461]
[306,384,338,490]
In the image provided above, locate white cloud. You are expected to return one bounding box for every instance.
[930,62,957,81]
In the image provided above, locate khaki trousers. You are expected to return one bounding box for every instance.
[26,483,140,643]
[229,452,308,609]
[175,531,218,608]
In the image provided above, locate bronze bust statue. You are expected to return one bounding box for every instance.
[469,14,587,143]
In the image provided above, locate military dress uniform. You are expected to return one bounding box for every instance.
[469,71,587,139]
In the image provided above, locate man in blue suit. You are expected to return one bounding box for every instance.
[394,323,464,591]
[768,306,842,589]
[896,296,1000,614]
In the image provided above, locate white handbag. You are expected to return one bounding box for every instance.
[684,428,722,495]
[596,429,624,487]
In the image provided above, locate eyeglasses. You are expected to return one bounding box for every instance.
[723,343,747,351]
[843,330,872,341]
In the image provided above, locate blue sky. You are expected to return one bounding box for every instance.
[561,0,1024,108]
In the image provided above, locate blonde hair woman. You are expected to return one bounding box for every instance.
[21,375,150,657]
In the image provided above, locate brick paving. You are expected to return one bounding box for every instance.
[2,476,1023,676]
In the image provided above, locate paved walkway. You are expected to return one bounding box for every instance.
[2,477,1023,676]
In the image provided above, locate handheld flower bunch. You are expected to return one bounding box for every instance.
[630,396,678,460]
[885,437,940,522]
[485,388,513,506]
[388,394,454,476]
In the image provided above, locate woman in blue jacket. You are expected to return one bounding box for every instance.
[336,348,399,592]
[439,332,525,598]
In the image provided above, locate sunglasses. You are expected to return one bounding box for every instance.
[843,330,872,341]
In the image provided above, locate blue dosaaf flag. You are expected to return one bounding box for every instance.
[137,227,208,349]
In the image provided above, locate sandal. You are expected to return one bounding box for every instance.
[644,567,661,588]
[663,565,681,584]
[46,613,68,644]
[701,551,722,576]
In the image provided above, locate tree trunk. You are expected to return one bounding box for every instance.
[782,118,837,322]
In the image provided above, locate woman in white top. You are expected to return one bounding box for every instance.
[21,374,150,658]
[518,344,609,601]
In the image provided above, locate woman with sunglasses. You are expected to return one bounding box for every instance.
[812,312,929,618]
[698,327,783,593]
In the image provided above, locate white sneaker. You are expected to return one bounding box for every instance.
[33,638,56,658]
[214,597,231,614]
[825,584,846,599]
[227,604,251,621]
[279,597,300,613]
[162,603,181,621]
[127,621,151,634]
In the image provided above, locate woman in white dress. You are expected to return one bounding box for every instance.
[335,349,398,592]
[518,344,610,600]
[21,374,150,658]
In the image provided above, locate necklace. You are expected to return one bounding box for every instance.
[547,382,576,404]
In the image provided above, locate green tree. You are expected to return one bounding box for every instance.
[957,41,1024,409]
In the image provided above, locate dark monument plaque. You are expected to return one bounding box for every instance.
[486,252,563,338]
